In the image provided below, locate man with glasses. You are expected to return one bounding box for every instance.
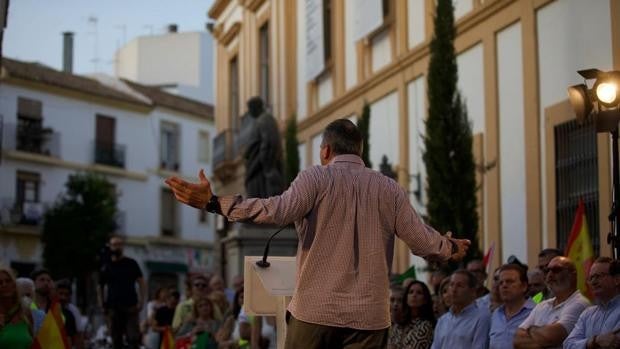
[172,274,210,333]
[564,257,620,349]
[514,256,590,349]
[99,235,146,349]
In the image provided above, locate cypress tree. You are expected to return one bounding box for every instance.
[284,115,300,185]
[423,0,480,264]
[358,102,372,168]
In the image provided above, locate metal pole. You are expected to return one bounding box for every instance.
[610,128,620,259]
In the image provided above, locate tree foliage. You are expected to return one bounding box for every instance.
[284,115,301,185]
[42,172,118,280]
[358,102,372,168]
[424,0,480,264]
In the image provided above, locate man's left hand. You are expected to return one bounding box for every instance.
[165,169,213,209]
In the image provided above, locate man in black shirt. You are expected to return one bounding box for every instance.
[98,235,146,349]
[56,279,84,349]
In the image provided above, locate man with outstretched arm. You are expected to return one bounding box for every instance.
[166,118,470,349]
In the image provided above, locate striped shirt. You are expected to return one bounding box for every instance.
[219,154,454,330]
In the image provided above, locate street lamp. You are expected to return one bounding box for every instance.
[568,69,620,259]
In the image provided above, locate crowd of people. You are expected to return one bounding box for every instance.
[387,248,620,349]
[2,243,619,349]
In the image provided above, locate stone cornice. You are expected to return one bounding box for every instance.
[208,0,232,20]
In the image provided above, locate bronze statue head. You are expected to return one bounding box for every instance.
[247,97,264,118]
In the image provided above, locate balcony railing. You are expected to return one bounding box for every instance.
[213,129,233,169]
[0,198,50,226]
[213,114,256,170]
[93,141,126,168]
[3,122,61,157]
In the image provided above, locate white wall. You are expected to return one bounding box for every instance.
[454,0,473,20]
[369,92,399,171]
[317,74,333,108]
[298,142,308,170]
[344,0,359,90]
[372,30,392,73]
[457,43,485,134]
[311,133,322,166]
[297,0,308,120]
[115,32,214,104]
[536,0,613,245]
[498,22,527,263]
[407,76,427,216]
[407,0,426,48]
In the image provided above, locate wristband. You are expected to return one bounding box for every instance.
[205,195,221,214]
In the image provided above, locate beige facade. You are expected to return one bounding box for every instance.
[209,0,620,276]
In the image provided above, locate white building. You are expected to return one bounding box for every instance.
[0,57,216,291]
[115,26,215,104]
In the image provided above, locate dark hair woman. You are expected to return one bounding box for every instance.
[388,281,435,349]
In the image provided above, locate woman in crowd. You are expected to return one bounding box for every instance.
[0,267,32,349]
[217,288,251,349]
[144,286,169,349]
[389,281,436,349]
[439,277,452,313]
[177,297,219,348]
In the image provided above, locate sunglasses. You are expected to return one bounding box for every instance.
[545,266,565,274]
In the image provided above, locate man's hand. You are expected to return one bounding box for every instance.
[593,332,620,348]
[165,169,213,209]
[446,232,471,262]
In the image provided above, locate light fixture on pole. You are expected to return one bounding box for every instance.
[568,69,620,259]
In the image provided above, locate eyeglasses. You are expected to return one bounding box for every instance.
[545,266,565,274]
[193,283,208,289]
[587,272,610,283]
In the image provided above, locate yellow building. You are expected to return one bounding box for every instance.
[208,0,620,280]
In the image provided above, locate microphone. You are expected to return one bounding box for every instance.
[255,226,287,268]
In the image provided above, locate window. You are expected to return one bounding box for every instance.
[230,56,240,130]
[199,209,209,224]
[16,97,43,153]
[198,131,211,163]
[259,22,270,105]
[16,170,41,225]
[95,115,125,168]
[161,188,177,237]
[554,119,599,254]
[323,0,332,63]
[160,122,180,171]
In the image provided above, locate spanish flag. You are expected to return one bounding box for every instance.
[565,199,594,299]
[160,327,175,349]
[31,301,70,349]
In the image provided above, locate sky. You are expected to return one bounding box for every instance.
[4,0,215,75]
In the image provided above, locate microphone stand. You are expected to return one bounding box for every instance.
[256,226,287,268]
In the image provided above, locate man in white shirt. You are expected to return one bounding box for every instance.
[514,256,590,349]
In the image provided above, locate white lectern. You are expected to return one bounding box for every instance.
[244,256,296,349]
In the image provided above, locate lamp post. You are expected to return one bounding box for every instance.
[568,69,620,259]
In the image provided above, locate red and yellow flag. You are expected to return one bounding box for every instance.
[565,199,594,299]
[31,301,70,349]
[160,327,175,349]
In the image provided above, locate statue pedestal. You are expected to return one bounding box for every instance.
[221,223,297,282]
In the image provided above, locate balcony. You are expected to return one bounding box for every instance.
[3,121,61,157]
[0,198,50,227]
[213,114,255,169]
[213,129,233,169]
[93,141,126,168]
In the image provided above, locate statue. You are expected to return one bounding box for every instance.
[244,97,284,198]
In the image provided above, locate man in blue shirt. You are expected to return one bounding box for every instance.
[489,264,535,349]
[564,257,620,349]
[431,270,491,349]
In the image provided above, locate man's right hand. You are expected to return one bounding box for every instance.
[446,232,471,261]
